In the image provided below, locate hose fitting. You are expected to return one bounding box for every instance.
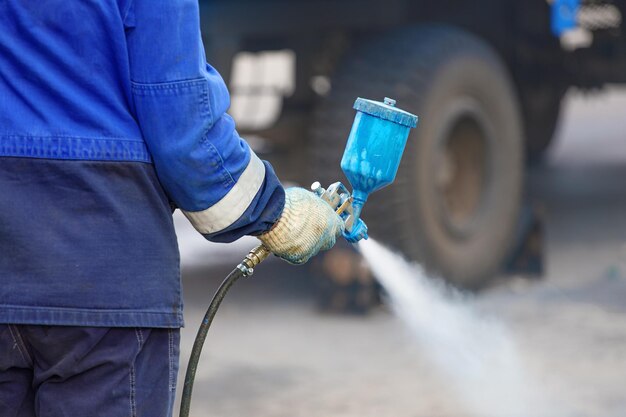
[237,245,271,276]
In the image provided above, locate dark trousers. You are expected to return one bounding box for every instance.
[0,325,179,417]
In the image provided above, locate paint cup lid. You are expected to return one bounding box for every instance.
[353,97,418,128]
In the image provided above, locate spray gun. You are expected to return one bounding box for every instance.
[238,97,418,275]
[180,97,418,417]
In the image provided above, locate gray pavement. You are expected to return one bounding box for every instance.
[173,88,626,417]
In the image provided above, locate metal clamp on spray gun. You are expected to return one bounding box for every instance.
[180,97,417,417]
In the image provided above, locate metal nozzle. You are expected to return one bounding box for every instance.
[237,245,271,276]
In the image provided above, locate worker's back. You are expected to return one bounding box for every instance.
[0,0,182,328]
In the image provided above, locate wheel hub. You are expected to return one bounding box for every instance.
[435,106,490,238]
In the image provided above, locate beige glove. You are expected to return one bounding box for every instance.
[259,187,344,265]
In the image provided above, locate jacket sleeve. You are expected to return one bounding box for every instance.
[124,0,285,242]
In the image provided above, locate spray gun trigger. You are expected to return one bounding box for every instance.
[312,181,345,210]
[335,197,352,216]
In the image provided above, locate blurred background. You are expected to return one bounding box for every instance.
[176,1,626,416]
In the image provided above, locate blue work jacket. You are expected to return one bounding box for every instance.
[0,0,285,328]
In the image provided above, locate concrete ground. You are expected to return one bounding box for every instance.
[173,87,626,417]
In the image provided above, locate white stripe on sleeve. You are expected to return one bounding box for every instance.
[182,152,266,234]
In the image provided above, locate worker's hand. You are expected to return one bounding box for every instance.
[259,187,344,265]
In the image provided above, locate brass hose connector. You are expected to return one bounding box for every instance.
[237,245,271,276]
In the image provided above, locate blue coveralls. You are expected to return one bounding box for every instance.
[0,1,285,415]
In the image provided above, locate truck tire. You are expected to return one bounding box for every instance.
[310,26,523,289]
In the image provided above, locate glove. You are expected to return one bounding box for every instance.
[259,187,345,265]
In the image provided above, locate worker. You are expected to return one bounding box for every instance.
[0,1,343,416]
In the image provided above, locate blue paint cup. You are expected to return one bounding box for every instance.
[341,97,418,223]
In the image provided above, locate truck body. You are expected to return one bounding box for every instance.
[199,0,626,288]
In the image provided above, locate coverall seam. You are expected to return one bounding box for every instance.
[0,134,144,142]
[0,307,184,329]
[7,325,33,367]
[200,78,214,128]
[135,328,144,348]
[0,135,152,163]
[0,305,179,314]
[130,329,142,417]
[130,78,209,93]
[130,362,137,417]
[168,329,175,392]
